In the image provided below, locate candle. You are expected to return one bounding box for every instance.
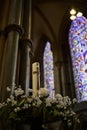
[32,62,40,96]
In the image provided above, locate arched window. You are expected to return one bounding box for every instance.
[43,41,54,97]
[69,16,87,102]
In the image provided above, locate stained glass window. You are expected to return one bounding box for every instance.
[69,16,87,102]
[43,41,55,97]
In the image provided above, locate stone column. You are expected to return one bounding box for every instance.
[1,0,23,101]
[54,61,63,95]
[19,39,32,95]
[19,0,32,95]
[22,0,32,39]
[0,0,11,88]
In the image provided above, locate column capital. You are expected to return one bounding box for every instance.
[20,38,33,55]
[20,38,32,48]
[4,24,24,36]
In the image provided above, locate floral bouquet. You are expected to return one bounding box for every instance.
[0,86,79,130]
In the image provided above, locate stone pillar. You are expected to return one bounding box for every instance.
[22,0,32,39]
[0,0,11,88]
[1,0,23,101]
[54,61,63,95]
[61,64,66,96]
[19,0,32,95]
[19,39,32,95]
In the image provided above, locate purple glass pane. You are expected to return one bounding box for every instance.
[43,41,54,97]
[69,16,87,102]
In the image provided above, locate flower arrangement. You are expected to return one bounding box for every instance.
[0,86,79,130]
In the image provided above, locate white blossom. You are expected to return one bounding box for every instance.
[7,98,11,103]
[12,100,17,106]
[32,102,36,106]
[14,107,20,112]
[38,88,49,97]
[0,103,5,108]
[10,95,14,100]
[67,120,72,126]
[76,118,80,123]
[35,97,42,107]
[0,85,79,128]
[45,97,52,107]
[36,100,42,107]
[14,87,24,96]
[6,87,11,92]
[27,88,33,93]
[73,98,77,103]
[27,97,33,103]
[28,104,31,107]
[55,94,63,100]
[23,103,28,109]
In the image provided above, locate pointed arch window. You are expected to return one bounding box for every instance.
[69,16,87,102]
[43,41,54,97]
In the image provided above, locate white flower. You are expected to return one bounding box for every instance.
[35,97,42,107]
[7,95,17,106]
[63,96,71,106]
[76,119,80,123]
[55,94,63,101]
[6,87,11,92]
[7,98,11,103]
[73,98,77,103]
[32,103,36,106]
[67,120,72,126]
[70,110,76,116]
[38,88,49,97]
[65,110,70,115]
[0,85,79,128]
[36,100,42,107]
[10,95,14,100]
[21,95,27,98]
[0,103,5,108]
[45,97,53,107]
[28,104,31,107]
[14,107,20,112]
[27,97,33,103]
[11,100,17,106]
[60,112,64,116]
[27,88,33,93]
[14,87,24,96]
[23,103,28,109]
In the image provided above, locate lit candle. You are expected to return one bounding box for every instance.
[32,62,40,96]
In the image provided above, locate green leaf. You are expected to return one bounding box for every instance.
[18,98,26,106]
[9,111,20,121]
[54,109,59,116]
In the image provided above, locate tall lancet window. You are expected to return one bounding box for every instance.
[43,41,54,97]
[69,16,87,102]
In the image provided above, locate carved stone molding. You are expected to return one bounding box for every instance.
[4,24,24,37]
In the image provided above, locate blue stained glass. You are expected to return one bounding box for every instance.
[69,16,87,102]
[43,41,55,97]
